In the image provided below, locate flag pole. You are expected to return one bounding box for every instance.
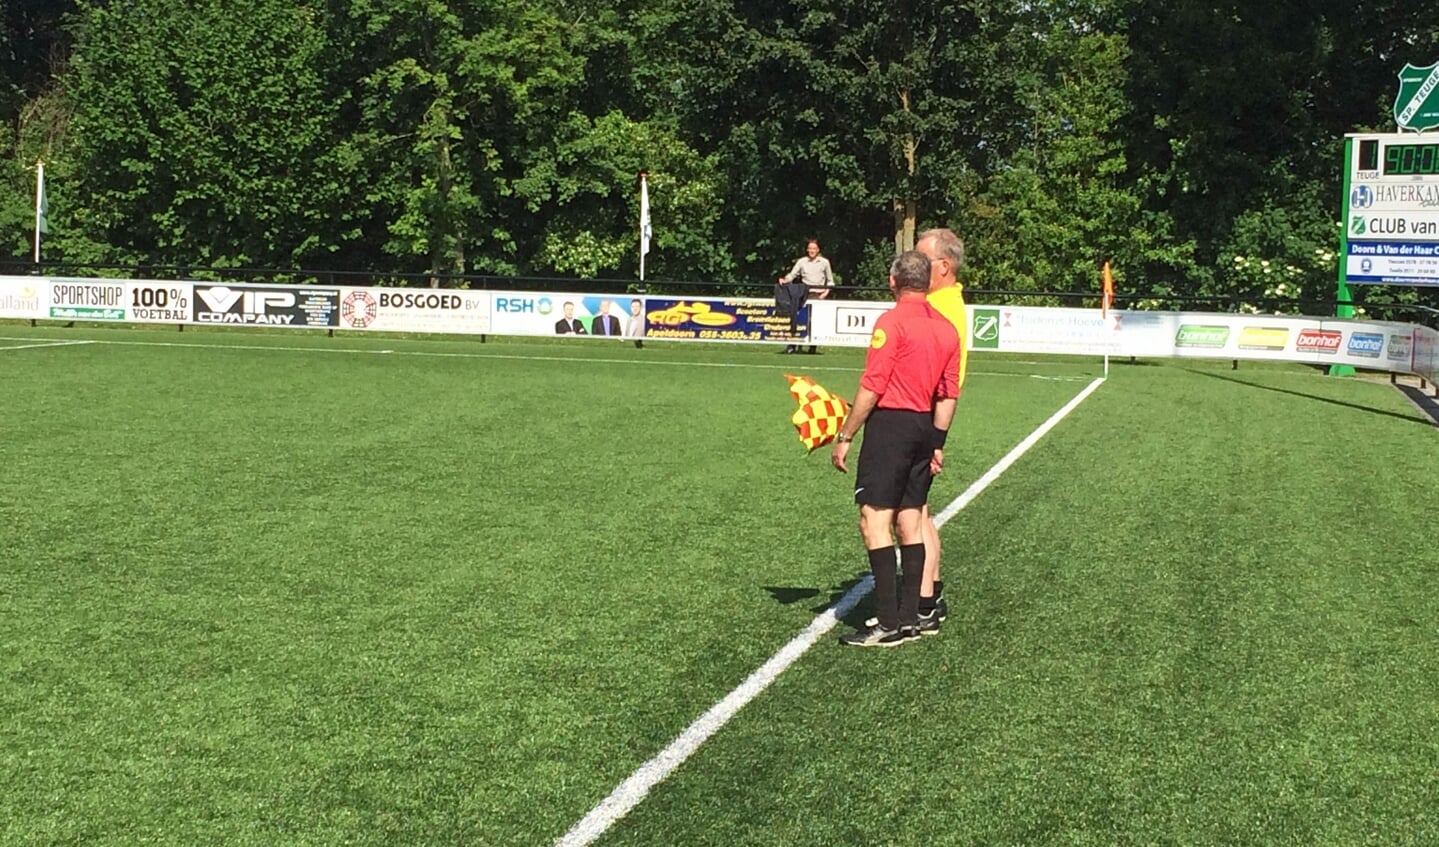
[636,171,651,349]
[33,160,45,264]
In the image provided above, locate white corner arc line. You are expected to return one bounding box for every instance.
[555,376,1107,847]
[0,340,94,352]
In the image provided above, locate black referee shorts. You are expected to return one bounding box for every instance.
[854,408,935,509]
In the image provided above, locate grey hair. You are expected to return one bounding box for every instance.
[889,250,931,293]
[918,227,964,270]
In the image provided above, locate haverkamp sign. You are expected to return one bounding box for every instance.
[1394,62,1439,132]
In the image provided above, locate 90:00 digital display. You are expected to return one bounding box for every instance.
[1383,142,1439,175]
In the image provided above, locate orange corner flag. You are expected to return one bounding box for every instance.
[786,374,849,452]
[1101,261,1115,318]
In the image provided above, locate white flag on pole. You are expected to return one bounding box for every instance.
[34,160,48,263]
[638,171,652,282]
[36,161,49,235]
[639,172,652,258]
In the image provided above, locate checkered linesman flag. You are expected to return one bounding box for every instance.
[787,374,849,452]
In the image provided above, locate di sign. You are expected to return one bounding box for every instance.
[1344,126,1439,287]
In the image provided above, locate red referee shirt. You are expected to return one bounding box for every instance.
[859,296,960,412]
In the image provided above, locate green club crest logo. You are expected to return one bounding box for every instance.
[1393,62,1439,132]
[971,308,1000,350]
[1351,215,1367,235]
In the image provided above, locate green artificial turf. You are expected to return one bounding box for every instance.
[1,326,1435,846]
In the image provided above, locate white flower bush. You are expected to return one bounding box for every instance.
[1226,246,1338,314]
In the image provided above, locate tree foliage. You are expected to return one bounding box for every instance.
[61,0,342,267]
[2,0,1435,313]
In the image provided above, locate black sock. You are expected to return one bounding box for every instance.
[919,578,944,614]
[867,547,898,630]
[898,543,925,627]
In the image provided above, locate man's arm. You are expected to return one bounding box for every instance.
[813,259,834,299]
[939,329,961,401]
[929,338,961,474]
[955,300,969,389]
[928,397,956,476]
[779,259,803,284]
[830,386,880,473]
[931,397,956,436]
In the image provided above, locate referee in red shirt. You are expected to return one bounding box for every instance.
[830,250,960,647]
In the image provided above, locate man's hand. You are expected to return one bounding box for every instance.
[831,440,851,472]
[814,288,831,299]
[930,448,944,476]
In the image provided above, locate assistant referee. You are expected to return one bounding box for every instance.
[830,250,960,647]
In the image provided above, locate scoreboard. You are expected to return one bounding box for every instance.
[1342,132,1439,286]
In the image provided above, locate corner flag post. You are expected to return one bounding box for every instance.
[1101,260,1115,378]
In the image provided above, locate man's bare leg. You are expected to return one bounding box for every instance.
[858,505,900,630]
[921,504,941,603]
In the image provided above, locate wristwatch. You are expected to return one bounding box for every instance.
[835,432,853,444]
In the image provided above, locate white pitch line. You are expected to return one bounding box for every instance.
[0,335,1089,380]
[934,376,1107,525]
[555,375,1108,847]
[0,339,94,352]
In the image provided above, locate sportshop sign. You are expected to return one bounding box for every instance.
[49,280,126,321]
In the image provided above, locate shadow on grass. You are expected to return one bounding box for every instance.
[819,574,877,627]
[763,574,874,626]
[1395,383,1439,427]
[1188,368,1438,428]
[761,586,819,605]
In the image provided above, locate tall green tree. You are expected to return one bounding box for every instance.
[1124,0,1439,302]
[516,110,728,282]
[338,0,483,280]
[65,0,345,268]
[5,0,1433,316]
[1,0,76,260]
[955,3,1197,295]
[336,0,710,282]
[654,0,884,284]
